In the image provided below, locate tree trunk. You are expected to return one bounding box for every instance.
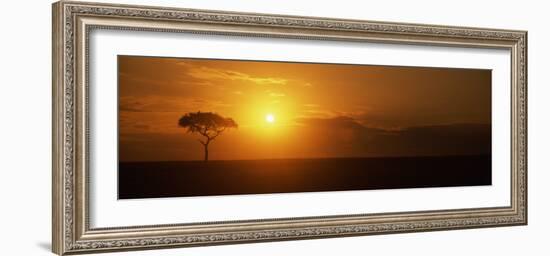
[203,144,209,162]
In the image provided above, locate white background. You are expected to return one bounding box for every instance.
[90,29,510,227]
[0,0,547,255]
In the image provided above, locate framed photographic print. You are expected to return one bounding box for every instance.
[52,1,527,255]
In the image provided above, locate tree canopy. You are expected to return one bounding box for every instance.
[178,111,237,161]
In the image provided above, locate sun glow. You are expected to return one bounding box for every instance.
[265,114,275,123]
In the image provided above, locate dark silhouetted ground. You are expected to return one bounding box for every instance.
[119,155,491,199]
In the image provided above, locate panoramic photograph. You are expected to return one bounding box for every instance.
[118,55,492,199]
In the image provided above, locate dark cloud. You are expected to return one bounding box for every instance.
[119,96,232,114]
[133,124,150,130]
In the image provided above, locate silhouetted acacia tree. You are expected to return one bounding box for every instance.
[178,112,238,162]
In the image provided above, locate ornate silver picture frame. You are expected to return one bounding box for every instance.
[52,1,527,255]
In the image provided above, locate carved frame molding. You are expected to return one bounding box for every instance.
[52,1,527,254]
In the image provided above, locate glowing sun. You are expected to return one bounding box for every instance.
[265,114,275,123]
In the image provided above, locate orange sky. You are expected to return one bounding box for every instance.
[118,55,491,162]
